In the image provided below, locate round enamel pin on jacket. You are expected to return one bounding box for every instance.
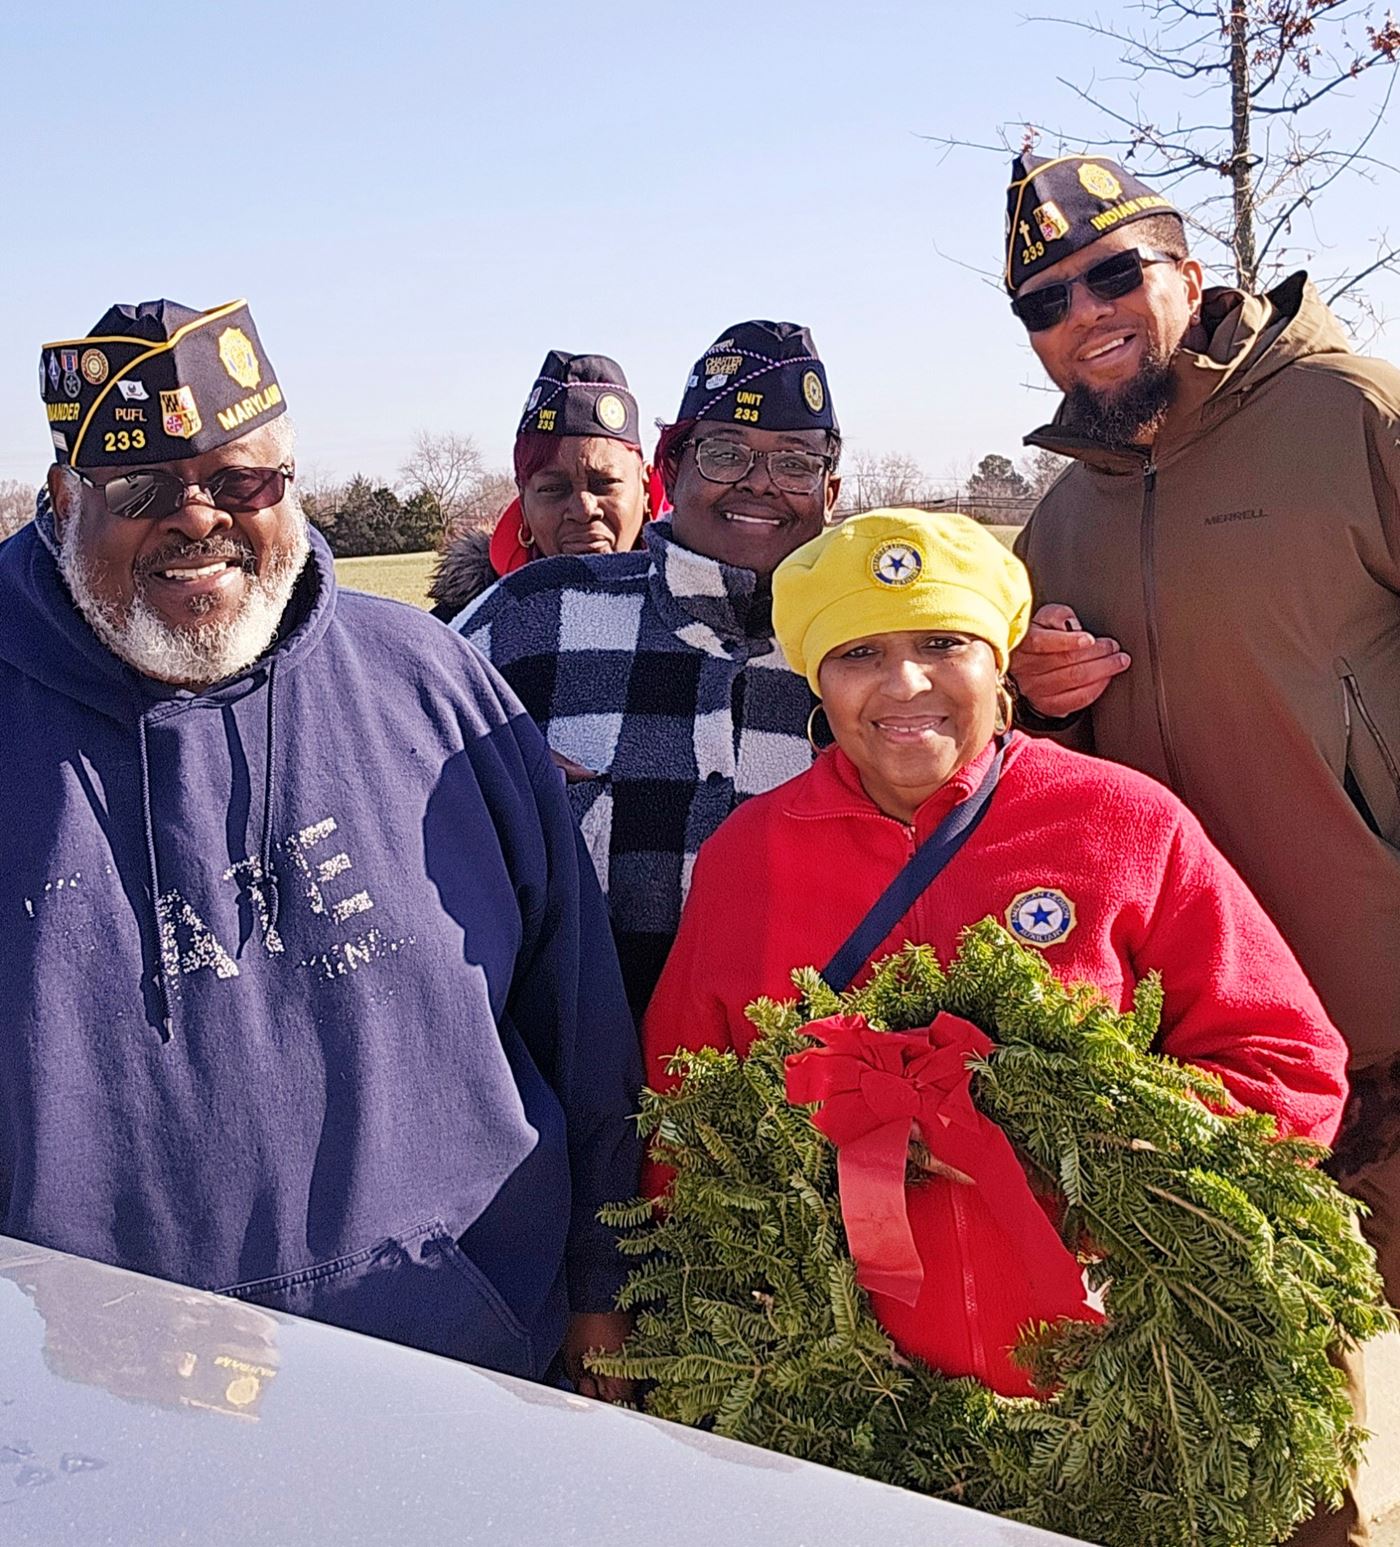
[1006,886,1077,947]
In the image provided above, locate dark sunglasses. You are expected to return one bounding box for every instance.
[75,463,294,522]
[690,436,832,495]
[1010,248,1180,333]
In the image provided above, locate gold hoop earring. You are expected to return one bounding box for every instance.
[517,520,532,549]
[994,682,1014,735]
[807,702,832,752]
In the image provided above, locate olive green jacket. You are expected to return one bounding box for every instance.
[1016,274,1400,1072]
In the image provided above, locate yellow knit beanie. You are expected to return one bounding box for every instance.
[772,508,1033,693]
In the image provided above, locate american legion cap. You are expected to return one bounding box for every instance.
[1004,153,1181,292]
[516,351,641,443]
[674,320,838,434]
[41,298,285,470]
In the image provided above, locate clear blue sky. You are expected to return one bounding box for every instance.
[4,0,1396,487]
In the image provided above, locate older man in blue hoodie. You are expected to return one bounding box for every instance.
[4,299,642,1397]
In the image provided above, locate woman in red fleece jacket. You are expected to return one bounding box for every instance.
[643,507,1348,1398]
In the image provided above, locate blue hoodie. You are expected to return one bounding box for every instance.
[0,508,641,1381]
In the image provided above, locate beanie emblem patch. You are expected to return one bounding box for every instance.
[870,540,923,588]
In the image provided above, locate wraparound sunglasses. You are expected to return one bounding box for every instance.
[1011,248,1179,333]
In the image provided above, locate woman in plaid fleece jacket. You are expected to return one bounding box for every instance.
[457,321,842,1014]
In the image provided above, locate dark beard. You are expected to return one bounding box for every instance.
[1063,355,1178,451]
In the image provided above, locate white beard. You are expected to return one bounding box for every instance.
[58,504,312,688]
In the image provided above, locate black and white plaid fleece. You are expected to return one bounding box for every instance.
[456,521,816,1015]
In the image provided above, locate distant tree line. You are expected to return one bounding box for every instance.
[838,447,1067,524]
[0,480,34,540]
[306,432,515,558]
[0,436,1066,555]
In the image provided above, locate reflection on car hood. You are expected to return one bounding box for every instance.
[0,1236,1088,1546]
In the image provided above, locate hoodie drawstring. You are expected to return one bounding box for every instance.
[261,657,281,947]
[137,658,281,1045]
[137,711,173,1042]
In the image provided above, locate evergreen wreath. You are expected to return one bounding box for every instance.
[594,922,1392,1547]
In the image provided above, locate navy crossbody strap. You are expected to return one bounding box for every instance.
[820,741,1007,995]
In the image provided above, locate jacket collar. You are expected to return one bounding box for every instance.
[784,733,1016,834]
[644,518,776,654]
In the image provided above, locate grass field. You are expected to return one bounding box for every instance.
[333,526,1021,611]
[334,550,437,609]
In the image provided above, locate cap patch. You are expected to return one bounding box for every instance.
[80,349,109,386]
[802,369,825,414]
[870,540,923,588]
[595,392,627,431]
[161,386,202,439]
[1078,162,1123,200]
[1033,202,1070,243]
[217,326,261,391]
[705,354,742,382]
[1006,887,1077,947]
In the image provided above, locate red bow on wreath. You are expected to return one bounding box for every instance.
[785,1012,1089,1311]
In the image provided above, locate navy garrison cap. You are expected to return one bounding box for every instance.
[675,320,837,434]
[41,298,285,469]
[516,351,640,443]
[1004,153,1181,292]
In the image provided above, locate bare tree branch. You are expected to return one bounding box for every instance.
[1324,241,1400,304]
[1007,0,1400,304]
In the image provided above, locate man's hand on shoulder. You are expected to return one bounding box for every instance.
[1010,604,1130,718]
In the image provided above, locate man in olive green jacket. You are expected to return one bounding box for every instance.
[1005,155,1400,1311]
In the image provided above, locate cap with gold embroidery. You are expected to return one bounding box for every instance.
[40,298,285,469]
[516,351,640,443]
[1004,153,1181,292]
[675,320,838,434]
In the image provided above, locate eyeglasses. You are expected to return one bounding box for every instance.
[75,463,295,521]
[691,436,832,495]
[1010,248,1180,333]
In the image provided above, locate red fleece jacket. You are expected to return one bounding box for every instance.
[642,733,1349,1394]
